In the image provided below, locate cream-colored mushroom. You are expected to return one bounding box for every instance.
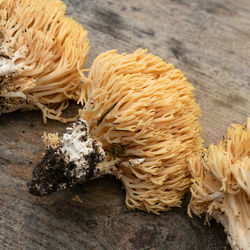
[188,118,250,250]
[30,49,202,213]
[29,49,202,214]
[80,49,202,213]
[0,0,89,122]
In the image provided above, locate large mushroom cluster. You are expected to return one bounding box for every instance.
[0,0,89,122]
[28,49,202,214]
[80,49,202,213]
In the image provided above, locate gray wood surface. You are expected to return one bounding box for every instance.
[1,0,250,249]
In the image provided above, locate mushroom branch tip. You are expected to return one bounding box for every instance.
[29,49,202,214]
[188,118,250,250]
[0,0,89,122]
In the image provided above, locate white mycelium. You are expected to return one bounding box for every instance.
[60,119,105,179]
[0,40,27,78]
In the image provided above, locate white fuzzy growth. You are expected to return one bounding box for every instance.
[0,58,20,77]
[60,119,105,178]
[0,40,28,77]
[61,127,93,164]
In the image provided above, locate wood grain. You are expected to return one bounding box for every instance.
[1,0,249,249]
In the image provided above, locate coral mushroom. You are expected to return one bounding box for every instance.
[28,49,202,214]
[0,0,89,122]
[188,118,250,250]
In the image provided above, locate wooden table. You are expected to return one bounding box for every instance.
[1,0,249,249]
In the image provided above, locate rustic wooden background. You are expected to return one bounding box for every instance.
[1,0,250,249]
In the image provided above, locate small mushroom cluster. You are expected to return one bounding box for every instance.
[188,118,250,250]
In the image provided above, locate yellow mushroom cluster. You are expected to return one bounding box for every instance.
[80,49,202,213]
[6,1,247,247]
[0,0,89,122]
[188,118,250,250]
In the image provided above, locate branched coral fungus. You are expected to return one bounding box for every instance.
[28,49,202,214]
[0,0,89,122]
[188,118,250,250]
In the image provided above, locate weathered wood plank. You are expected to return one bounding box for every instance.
[1,0,250,249]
